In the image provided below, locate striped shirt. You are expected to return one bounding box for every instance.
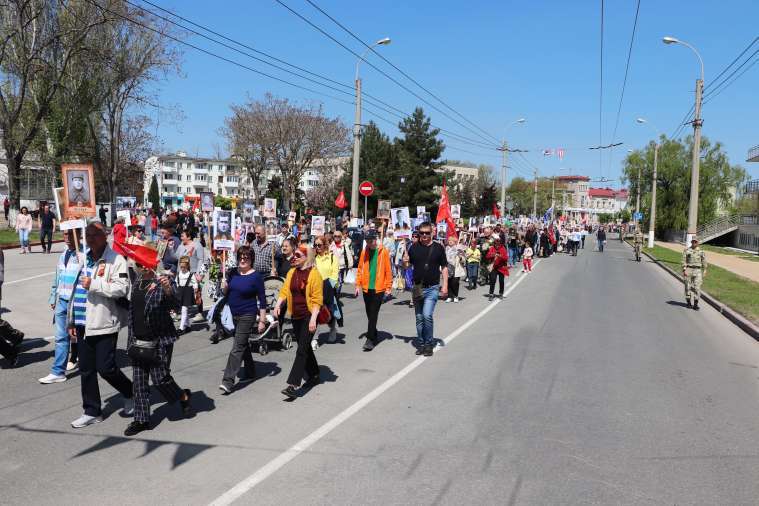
[72,261,93,327]
[55,250,83,301]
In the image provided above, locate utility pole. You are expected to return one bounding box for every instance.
[647,142,659,248]
[350,76,362,219]
[499,139,508,218]
[635,163,641,231]
[532,167,538,219]
[551,177,555,220]
[686,77,703,244]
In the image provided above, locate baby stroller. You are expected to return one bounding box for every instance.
[207,295,234,344]
[250,275,294,355]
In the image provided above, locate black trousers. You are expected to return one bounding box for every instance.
[222,314,257,388]
[40,228,53,252]
[362,289,384,343]
[489,271,505,295]
[0,336,16,362]
[78,331,133,416]
[448,277,460,298]
[287,318,318,386]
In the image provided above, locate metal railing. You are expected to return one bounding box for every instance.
[693,214,740,243]
[748,145,759,162]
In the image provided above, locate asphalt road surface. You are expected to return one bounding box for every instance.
[2,236,759,505]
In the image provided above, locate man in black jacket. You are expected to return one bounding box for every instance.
[597,227,607,252]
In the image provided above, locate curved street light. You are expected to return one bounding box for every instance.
[637,117,662,247]
[350,37,392,220]
[663,35,704,244]
[498,118,527,217]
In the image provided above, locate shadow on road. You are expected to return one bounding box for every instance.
[666,300,690,308]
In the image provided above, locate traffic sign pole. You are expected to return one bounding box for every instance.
[364,195,367,224]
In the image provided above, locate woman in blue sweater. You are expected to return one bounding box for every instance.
[219,246,268,395]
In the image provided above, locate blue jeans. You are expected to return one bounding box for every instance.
[18,229,29,248]
[414,285,439,347]
[466,263,479,287]
[52,297,70,376]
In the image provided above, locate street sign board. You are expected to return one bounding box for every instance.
[359,181,374,197]
[633,212,643,220]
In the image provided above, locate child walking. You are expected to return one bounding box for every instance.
[177,256,199,334]
[522,242,533,273]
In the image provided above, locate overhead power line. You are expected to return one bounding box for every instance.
[273,0,500,148]
[671,37,758,139]
[607,0,641,172]
[124,0,499,152]
[303,0,501,146]
[598,0,605,175]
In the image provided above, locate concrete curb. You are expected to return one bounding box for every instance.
[640,248,759,341]
[0,239,65,251]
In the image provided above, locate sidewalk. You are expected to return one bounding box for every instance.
[656,241,759,283]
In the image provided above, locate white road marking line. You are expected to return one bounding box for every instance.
[210,261,540,505]
[5,272,55,285]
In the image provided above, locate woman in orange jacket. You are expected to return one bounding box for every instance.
[354,230,392,351]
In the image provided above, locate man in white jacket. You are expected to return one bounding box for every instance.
[70,222,134,429]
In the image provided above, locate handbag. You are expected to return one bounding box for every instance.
[316,305,331,325]
[127,339,160,366]
[411,244,435,302]
[343,268,356,285]
[194,288,202,306]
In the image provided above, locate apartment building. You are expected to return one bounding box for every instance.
[144,152,349,208]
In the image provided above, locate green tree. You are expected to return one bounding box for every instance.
[148,175,160,212]
[623,135,746,236]
[598,213,614,224]
[395,108,445,212]
[214,196,233,210]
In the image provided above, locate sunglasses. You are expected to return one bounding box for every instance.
[239,254,252,260]
[293,253,305,259]
[418,231,432,236]
[315,243,324,247]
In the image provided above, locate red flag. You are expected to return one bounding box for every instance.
[117,241,159,270]
[335,190,347,209]
[492,203,501,219]
[436,181,457,239]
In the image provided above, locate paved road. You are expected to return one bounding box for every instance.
[1,237,758,505]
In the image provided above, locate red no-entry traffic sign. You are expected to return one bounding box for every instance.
[359,181,374,197]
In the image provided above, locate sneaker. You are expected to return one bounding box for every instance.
[122,397,135,416]
[219,384,232,395]
[487,294,494,301]
[311,339,319,351]
[124,421,150,437]
[38,373,66,384]
[191,313,206,323]
[453,297,459,303]
[423,344,434,357]
[71,414,103,428]
[445,298,452,303]
[415,347,424,356]
[66,361,78,372]
[363,339,375,352]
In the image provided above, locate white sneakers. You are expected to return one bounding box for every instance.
[453,297,460,303]
[71,414,103,428]
[445,298,453,303]
[311,339,319,351]
[191,313,206,323]
[66,361,78,372]
[38,373,66,384]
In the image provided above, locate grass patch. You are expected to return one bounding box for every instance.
[0,228,64,247]
[701,244,759,262]
[645,245,759,325]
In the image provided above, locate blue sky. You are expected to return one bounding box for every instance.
[146,0,759,187]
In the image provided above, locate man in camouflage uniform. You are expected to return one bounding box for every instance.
[633,229,644,261]
[681,237,707,310]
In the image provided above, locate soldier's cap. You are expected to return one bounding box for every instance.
[72,175,84,181]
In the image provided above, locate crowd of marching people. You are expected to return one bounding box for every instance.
[0,202,609,437]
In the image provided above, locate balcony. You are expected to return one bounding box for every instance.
[748,145,759,163]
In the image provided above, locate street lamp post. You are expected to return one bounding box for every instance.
[497,118,526,219]
[636,117,661,248]
[663,36,704,244]
[350,37,391,220]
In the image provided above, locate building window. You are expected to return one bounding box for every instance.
[163,173,175,180]
[185,175,191,181]
[226,176,238,183]
[164,161,175,168]
[195,174,206,181]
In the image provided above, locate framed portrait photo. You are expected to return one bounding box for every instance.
[61,163,96,219]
